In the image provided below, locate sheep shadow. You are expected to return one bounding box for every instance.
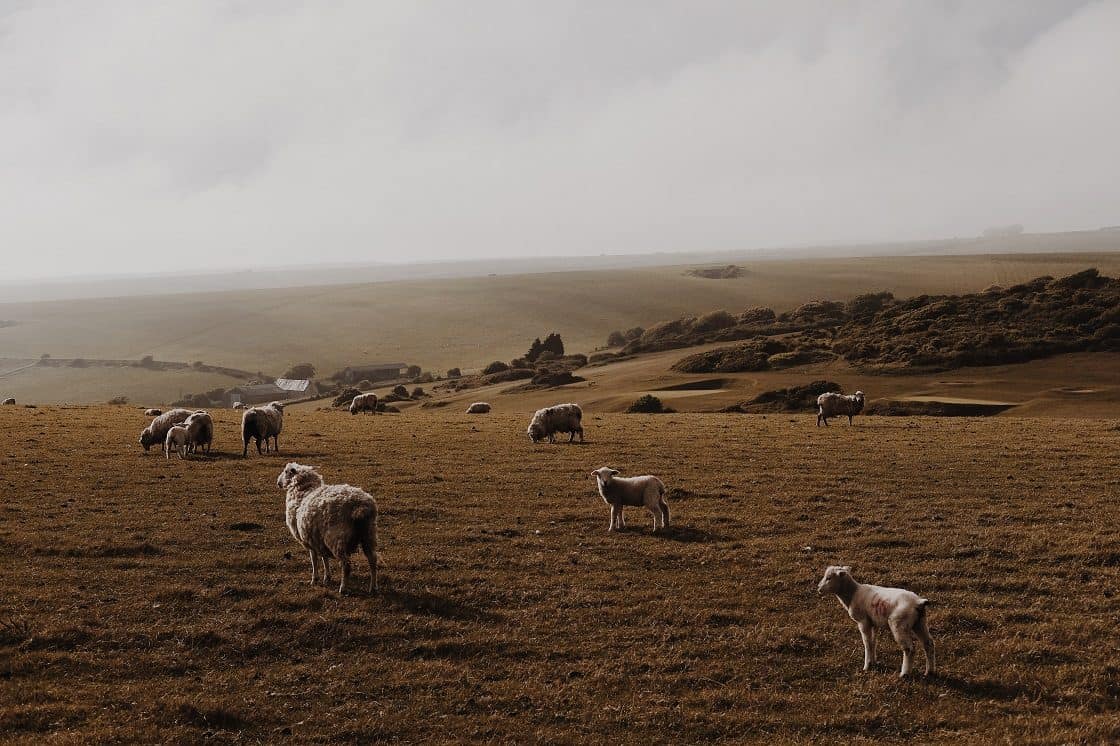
[932,673,1050,704]
[654,525,723,543]
[379,587,503,623]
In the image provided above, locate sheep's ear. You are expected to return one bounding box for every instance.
[610,469,620,476]
[840,565,852,573]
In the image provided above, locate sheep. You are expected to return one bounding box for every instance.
[527,403,584,443]
[242,401,285,456]
[144,408,162,416]
[591,467,669,532]
[139,408,194,451]
[277,462,378,594]
[817,391,865,426]
[349,392,378,415]
[465,402,491,414]
[2,398,15,405]
[184,410,214,454]
[817,565,935,678]
[164,425,189,460]
[232,402,246,410]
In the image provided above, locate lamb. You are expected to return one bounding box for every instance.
[183,410,214,454]
[164,425,189,460]
[144,408,162,416]
[242,401,284,456]
[527,403,584,443]
[466,402,491,414]
[817,391,865,426]
[817,565,935,677]
[591,467,669,532]
[139,408,194,451]
[277,462,379,594]
[349,393,378,415]
[2,398,15,405]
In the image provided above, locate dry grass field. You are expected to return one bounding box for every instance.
[4,252,1120,408]
[2,405,1118,743]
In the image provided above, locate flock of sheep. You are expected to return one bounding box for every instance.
[132,386,933,677]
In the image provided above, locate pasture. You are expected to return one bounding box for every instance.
[1,405,1117,742]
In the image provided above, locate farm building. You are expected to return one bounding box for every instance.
[340,363,408,384]
[226,379,312,407]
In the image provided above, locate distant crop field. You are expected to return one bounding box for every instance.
[0,363,245,406]
[1,406,1117,742]
[2,253,1119,406]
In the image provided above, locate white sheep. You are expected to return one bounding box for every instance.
[164,425,189,460]
[232,402,246,410]
[349,393,378,415]
[465,402,491,414]
[276,462,379,594]
[144,408,162,416]
[817,391,865,426]
[184,410,214,454]
[139,408,194,451]
[3,398,16,405]
[817,565,935,677]
[591,467,669,532]
[527,403,584,443]
[242,401,284,456]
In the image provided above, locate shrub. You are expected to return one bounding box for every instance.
[357,379,374,391]
[69,358,87,368]
[738,307,776,325]
[411,387,426,399]
[626,395,672,413]
[332,387,362,408]
[108,396,129,406]
[283,363,316,379]
[692,310,737,333]
[139,354,155,367]
[446,368,461,378]
[607,330,626,347]
[392,385,408,398]
[483,361,509,375]
[509,358,531,369]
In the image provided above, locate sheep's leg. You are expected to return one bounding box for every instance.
[848,414,853,425]
[646,499,660,532]
[915,619,935,675]
[338,555,351,594]
[578,428,584,443]
[890,619,914,677]
[308,550,319,584]
[617,507,626,530]
[816,412,822,427]
[363,546,377,594]
[321,556,333,585]
[568,431,575,443]
[660,498,670,529]
[608,505,619,532]
[858,622,875,671]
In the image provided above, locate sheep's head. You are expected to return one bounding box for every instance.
[591,467,620,485]
[139,429,154,451]
[269,401,286,411]
[853,391,865,410]
[817,565,853,595]
[277,462,322,491]
[527,422,546,442]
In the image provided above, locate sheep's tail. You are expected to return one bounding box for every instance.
[352,504,374,522]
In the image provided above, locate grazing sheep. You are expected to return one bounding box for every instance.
[184,410,214,454]
[242,401,285,456]
[164,425,189,460]
[466,402,491,414]
[527,403,584,443]
[349,392,378,415]
[139,408,194,451]
[591,467,669,532]
[277,462,378,594]
[817,391,865,426]
[817,565,935,677]
[232,402,246,410]
[144,408,162,416]
[2,398,15,405]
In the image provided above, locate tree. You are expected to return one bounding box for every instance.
[446,367,461,378]
[526,338,544,362]
[542,332,564,357]
[607,330,626,347]
[483,360,509,375]
[283,363,316,379]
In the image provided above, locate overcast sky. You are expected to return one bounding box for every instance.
[1,1,1118,281]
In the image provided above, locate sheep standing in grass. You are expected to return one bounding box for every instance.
[139,408,194,451]
[184,411,214,454]
[144,408,162,416]
[816,391,865,426]
[817,565,935,677]
[349,393,378,415]
[591,467,669,532]
[527,403,583,443]
[242,401,284,456]
[277,462,378,594]
[466,402,491,414]
[164,425,189,460]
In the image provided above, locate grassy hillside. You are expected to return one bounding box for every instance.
[1,406,1117,741]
